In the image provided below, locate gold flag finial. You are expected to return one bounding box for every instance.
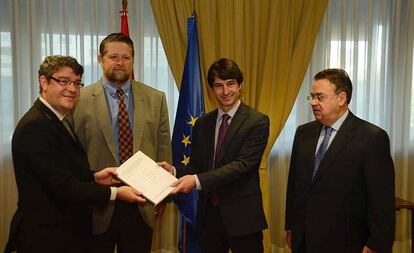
[122,0,128,11]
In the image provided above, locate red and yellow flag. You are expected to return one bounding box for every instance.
[120,0,134,79]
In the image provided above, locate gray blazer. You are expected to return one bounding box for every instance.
[72,79,172,234]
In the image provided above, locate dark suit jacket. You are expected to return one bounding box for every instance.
[5,99,110,253]
[176,102,269,237]
[285,111,395,253]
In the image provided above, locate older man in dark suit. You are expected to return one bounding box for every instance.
[285,69,395,253]
[5,56,144,253]
[160,58,269,253]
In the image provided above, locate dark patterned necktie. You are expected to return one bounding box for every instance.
[214,113,231,168]
[313,126,333,179]
[117,88,133,164]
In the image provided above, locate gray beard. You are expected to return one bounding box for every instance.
[105,71,130,84]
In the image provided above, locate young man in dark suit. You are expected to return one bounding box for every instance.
[160,58,269,253]
[285,69,395,253]
[5,56,144,253]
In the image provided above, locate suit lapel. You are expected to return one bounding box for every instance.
[131,81,145,153]
[303,123,323,185]
[205,110,218,170]
[35,99,85,151]
[311,112,357,184]
[92,81,117,162]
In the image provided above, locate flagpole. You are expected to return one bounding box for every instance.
[183,11,196,253]
[183,221,187,253]
[120,0,134,79]
[120,0,129,36]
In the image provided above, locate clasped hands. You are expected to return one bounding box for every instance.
[157,161,196,194]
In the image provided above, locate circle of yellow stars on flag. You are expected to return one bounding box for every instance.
[180,115,198,166]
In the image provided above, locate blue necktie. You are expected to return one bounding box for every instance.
[313,126,333,179]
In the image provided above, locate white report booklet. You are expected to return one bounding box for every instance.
[115,151,178,205]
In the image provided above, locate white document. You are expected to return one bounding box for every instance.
[115,151,177,205]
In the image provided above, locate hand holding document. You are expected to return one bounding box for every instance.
[115,151,178,205]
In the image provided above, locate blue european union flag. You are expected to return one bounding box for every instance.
[171,16,204,253]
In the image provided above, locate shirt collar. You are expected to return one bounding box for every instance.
[39,96,65,121]
[330,109,349,131]
[102,78,132,98]
[217,99,241,120]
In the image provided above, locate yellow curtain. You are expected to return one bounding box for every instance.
[151,0,328,251]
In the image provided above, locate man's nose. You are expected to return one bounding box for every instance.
[222,85,229,94]
[66,82,78,92]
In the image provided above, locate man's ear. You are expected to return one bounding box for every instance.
[39,75,49,92]
[97,54,103,65]
[338,91,347,106]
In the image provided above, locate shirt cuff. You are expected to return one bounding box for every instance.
[110,187,117,201]
[194,175,202,190]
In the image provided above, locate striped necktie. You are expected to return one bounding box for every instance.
[62,117,76,140]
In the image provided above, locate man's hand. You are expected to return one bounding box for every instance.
[155,202,167,220]
[116,186,146,203]
[94,167,120,186]
[285,231,292,249]
[157,161,174,175]
[362,246,377,253]
[171,175,196,194]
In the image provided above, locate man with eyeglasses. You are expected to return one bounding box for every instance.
[5,55,145,253]
[285,68,395,253]
[72,33,171,253]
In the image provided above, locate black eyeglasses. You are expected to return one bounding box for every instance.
[50,76,84,88]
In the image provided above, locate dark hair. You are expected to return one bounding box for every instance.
[314,68,353,104]
[38,55,83,78]
[38,55,84,92]
[99,33,134,57]
[207,58,243,88]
